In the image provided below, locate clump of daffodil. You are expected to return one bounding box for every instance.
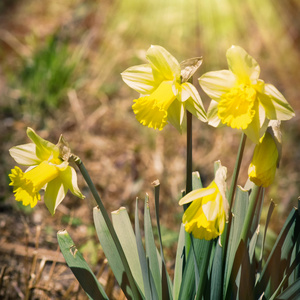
[248,121,281,187]
[179,162,228,240]
[9,127,84,215]
[121,45,207,132]
[199,45,295,143]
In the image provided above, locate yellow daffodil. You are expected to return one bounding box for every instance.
[199,45,295,143]
[248,121,281,187]
[179,163,228,240]
[9,127,84,215]
[121,45,207,132]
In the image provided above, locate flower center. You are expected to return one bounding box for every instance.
[218,84,256,129]
[132,81,176,130]
[9,161,60,207]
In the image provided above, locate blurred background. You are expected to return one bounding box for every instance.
[1,0,299,298]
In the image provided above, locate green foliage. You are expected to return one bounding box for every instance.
[58,164,300,300]
[13,35,77,120]
[57,230,109,300]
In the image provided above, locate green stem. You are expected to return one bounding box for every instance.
[240,185,262,243]
[228,132,247,209]
[72,155,142,300]
[186,110,193,195]
[221,132,247,298]
[222,132,247,248]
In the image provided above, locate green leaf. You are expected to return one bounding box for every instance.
[57,230,109,300]
[135,198,153,300]
[173,224,185,300]
[224,186,249,298]
[192,171,203,189]
[111,207,145,297]
[179,238,213,299]
[230,239,255,299]
[274,276,300,300]
[258,201,276,273]
[93,207,135,299]
[255,204,300,298]
[210,239,223,300]
[153,181,173,300]
[144,195,162,299]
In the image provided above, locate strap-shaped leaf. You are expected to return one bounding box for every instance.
[255,204,300,298]
[173,224,185,300]
[144,195,162,299]
[153,181,173,300]
[179,238,213,299]
[112,207,145,296]
[273,276,300,300]
[135,198,154,300]
[209,239,223,300]
[57,230,108,300]
[224,186,249,298]
[93,207,135,299]
[230,240,255,299]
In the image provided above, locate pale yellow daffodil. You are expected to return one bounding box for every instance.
[179,163,228,240]
[9,127,84,215]
[199,45,295,143]
[248,121,281,187]
[121,45,207,132]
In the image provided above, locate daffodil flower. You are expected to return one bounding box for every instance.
[179,163,228,240]
[199,45,295,143]
[9,127,84,215]
[248,121,281,187]
[121,45,207,132]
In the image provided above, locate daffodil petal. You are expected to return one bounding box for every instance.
[167,100,185,133]
[258,84,295,120]
[243,103,267,144]
[182,82,207,122]
[199,70,236,101]
[27,127,60,162]
[226,45,260,84]
[146,45,181,81]
[9,143,41,166]
[207,100,222,127]
[121,64,157,94]
[44,178,67,215]
[179,187,216,205]
[59,166,85,199]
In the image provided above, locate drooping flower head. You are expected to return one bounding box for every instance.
[179,162,228,240]
[121,45,207,132]
[248,120,281,187]
[199,45,295,143]
[9,127,84,215]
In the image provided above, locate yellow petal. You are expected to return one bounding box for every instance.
[226,45,260,84]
